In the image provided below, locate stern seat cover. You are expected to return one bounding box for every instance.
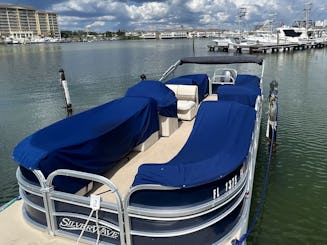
[218,86,261,107]
[13,97,159,192]
[235,74,260,88]
[125,80,177,117]
[132,100,256,188]
[218,74,261,107]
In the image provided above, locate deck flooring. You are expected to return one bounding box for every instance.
[95,94,217,202]
[0,201,73,245]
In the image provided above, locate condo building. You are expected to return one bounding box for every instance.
[0,4,60,41]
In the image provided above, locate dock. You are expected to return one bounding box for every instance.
[208,41,327,54]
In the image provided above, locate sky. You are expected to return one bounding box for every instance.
[3,0,326,32]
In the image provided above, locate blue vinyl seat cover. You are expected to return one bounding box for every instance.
[132,100,256,188]
[235,74,260,88]
[125,80,177,117]
[218,74,261,107]
[13,97,159,193]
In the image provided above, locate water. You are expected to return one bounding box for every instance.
[0,40,326,244]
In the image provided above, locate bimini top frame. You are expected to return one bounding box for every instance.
[159,55,264,82]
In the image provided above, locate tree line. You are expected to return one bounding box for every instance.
[60,30,138,40]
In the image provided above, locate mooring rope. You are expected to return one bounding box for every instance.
[235,96,278,245]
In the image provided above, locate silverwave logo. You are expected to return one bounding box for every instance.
[59,217,119,239]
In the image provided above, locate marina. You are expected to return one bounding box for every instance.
[208,16,327,54]
[0,39,327,244]
[208,41,327,54]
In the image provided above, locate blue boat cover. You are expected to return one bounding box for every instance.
[132,101,256,188]
[218,74,261,107]
[13,97,159,193]
[235,74,260,88]
[166,74,209,101]
[125,80,177,117]
[218,86,261,107]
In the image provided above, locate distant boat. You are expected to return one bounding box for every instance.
[160,32,174,39]
[245,31,278,45]
[141,32,157,39]
[208,37,242,52]
[30,37,60,43]
[160,31,188,39]
[276,26,316,45]
[4,37,19,44]
[31,37,46,43]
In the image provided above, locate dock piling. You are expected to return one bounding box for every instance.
[208,40,327,53]
[59,69,73,116]
[266,80,278,143]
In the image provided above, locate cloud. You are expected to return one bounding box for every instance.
[52,0,93,13]
[127,2,168,20]
[186,0,207,12]
[4,0,327,31]
[86,21,106,29]
[58,16,89,29]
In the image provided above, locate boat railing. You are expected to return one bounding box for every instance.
[46,169,125,242]
[125,187,247,244]
[210,68,238,92]
[17,163,249,245]
[123,150,256,244]
[17,168,126,245]
[159,60,182,82]
[125,166,248,218]
[17,168,53,232]
[124,185,247,245]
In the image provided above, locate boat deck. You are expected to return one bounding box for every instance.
[95,94,217,201]
[0,201,73,245]
[95,119,194,201]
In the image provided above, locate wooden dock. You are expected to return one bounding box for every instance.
[208,44,229,52]
[208,41,327,54]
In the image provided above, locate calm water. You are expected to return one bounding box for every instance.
[0,39,326,244]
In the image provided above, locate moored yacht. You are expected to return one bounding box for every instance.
[276,26,314,45]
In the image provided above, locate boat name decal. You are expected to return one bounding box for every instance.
[212,174,239,200]
[225,175,238,192]
[212,163,248,200]
[59,217,119,239]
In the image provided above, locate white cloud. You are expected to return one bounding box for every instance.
[58,16,89,29]
[86,21,106,29]
[186,0,207,12]
[217,12,229,22]
[127,2,169,20]
[52,0,98,12]
[199,14,216,25]
[48,0,327,31]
